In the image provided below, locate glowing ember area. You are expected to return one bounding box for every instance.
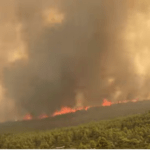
[22,98,147,121]
[23,114,33,120]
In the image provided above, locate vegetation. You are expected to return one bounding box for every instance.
[1,101,150,134]
[1,111,150,149]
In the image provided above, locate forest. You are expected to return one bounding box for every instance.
[1,110,150,149]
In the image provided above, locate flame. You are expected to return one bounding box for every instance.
[52,106,88,117]
[102,99,112,106]
[23,114,33,120]
[22,98,145,121]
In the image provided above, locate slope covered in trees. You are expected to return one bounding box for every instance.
[1,100,150,134]
[1,111,150,149]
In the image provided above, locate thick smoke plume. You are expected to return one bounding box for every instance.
[0,0,150,121]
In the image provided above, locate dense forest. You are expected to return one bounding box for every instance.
[1,110,150,149]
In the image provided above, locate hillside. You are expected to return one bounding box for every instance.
[1,109,150,148]
[0,100,150,134]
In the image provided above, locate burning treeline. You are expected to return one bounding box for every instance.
[23,99,139,121]
[0,0,150,122]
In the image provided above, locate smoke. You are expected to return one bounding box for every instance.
[0,0,150,121]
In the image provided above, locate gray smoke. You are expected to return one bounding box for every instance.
[1,0,150,121]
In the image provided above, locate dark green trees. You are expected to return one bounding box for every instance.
[0,111,150,148]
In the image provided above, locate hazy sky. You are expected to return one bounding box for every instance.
[0,0,150,122]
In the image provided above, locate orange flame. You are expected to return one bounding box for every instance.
[52,106,89,117]
[23,114,33,120]
[102,99,112,106]
[22,98,146,121]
